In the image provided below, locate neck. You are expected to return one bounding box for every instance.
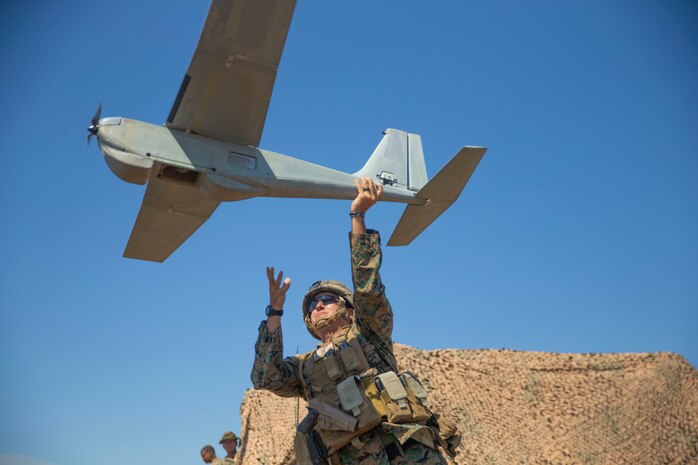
[319,320,351,343]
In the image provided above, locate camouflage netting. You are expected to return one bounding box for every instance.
[237,344,698,465]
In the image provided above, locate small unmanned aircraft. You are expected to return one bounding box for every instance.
[88,0,487,262]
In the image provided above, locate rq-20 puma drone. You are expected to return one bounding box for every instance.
[88,0,487,262]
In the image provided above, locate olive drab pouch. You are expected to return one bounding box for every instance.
[337,339,369,374]
[300,346,349,400]
[337,376,364,415]
[320,348,343,381]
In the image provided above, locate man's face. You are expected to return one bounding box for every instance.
[222,440,237,455]
[309,292,341,326]
[201,450,214,463]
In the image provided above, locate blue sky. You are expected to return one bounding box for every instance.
[1,1,696,465]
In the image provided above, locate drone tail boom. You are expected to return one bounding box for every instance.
[387,146,486,246]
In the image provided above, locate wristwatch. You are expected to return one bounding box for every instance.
[265,305,283,317]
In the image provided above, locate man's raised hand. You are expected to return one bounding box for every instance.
[266,266,291,310]
[351,176,384,213]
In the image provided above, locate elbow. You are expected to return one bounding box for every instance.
[250,371,265,390]
[250,374,274,392]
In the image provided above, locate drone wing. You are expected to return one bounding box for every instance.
[166,0,296,146]
[124,0,295,261]
[123,165,220,262]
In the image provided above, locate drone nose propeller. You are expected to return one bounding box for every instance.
[87,102,102,145]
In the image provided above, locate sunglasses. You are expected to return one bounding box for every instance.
[309,295,339,311]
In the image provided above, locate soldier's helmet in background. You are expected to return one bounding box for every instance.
[219,431,240,446]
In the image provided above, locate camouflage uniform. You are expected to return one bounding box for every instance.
[251,231,449,465]
[222,457,235,465]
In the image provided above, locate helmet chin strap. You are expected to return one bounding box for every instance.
[311,299,351,335]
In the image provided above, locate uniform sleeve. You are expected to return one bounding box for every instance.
[250,321,303,398]
[349,229,393,342]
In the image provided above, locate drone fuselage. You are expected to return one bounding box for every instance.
[97,117,424,205]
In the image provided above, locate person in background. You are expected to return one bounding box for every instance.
[219,431,240,464]
[200,444,225,465]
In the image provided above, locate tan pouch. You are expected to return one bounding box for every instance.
[310,398,358,432]
[314,379,382,453]
[376,371,412,423]
[429,413,461,458]
[364,377,389,419]
[400,372,431,422]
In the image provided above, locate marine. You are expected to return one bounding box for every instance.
[251,177,460,465]
[200,444,226,465]
[219,431,240,465]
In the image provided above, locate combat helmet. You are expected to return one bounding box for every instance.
[302,280,354,339]
[219,431,240,446]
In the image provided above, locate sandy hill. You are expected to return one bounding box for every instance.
[236,344,698,465]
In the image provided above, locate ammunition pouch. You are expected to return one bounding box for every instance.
[307,370,436,454]
[296,329,459,459]
[365,371,431,424]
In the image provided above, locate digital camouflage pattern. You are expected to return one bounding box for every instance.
[338,434,448,465]
[389,443,447,465]
[251,231,449,464]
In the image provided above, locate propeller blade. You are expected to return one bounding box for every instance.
[87,102,102,146]
[91,102,102,127]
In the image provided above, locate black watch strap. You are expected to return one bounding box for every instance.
[265,305,283,317]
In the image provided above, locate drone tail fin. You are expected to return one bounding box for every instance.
[353,128,428,191]
[387,146,487,246]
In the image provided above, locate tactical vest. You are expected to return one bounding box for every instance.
[294,325,459,464]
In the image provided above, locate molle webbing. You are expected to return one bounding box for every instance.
[298,327,370,401]
[295,327,459,458]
